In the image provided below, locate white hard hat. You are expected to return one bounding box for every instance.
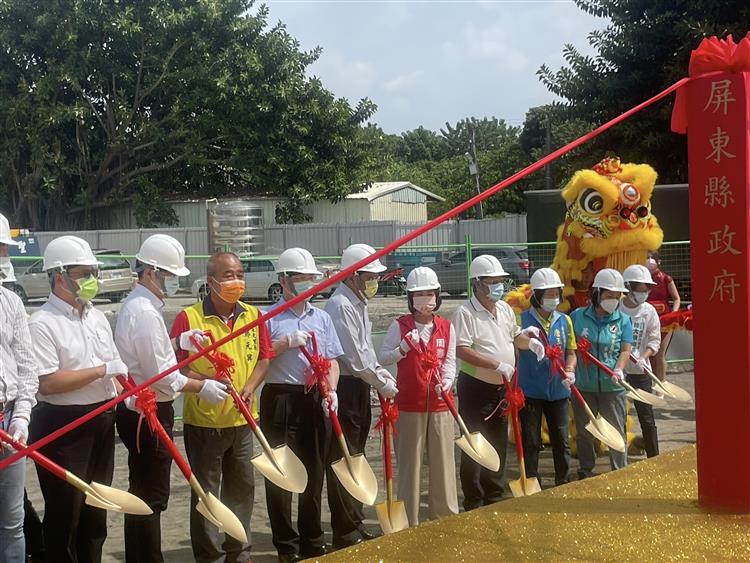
[623,264,656,286]
[469,254,508,279]
[275,247,322,275]
[42,236,101,272]
[407,266,440,292]
[0,214,18,246]
[136,234,190,276]
[592,268,628,292]
[340,243,386,274]
[530,267,564,290]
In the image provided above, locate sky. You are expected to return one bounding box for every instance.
[263,0,609,134]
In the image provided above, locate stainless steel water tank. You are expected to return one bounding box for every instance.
[207,200,264,257]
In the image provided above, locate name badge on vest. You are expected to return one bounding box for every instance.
[436,338,446,357]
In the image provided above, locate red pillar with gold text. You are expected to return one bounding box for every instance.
[686,70,750,511]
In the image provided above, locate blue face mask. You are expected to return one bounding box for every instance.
[487,282,505,302]
[293,280,315,296]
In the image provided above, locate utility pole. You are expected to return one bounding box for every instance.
[544,115,553,191]
[466,123,484,220]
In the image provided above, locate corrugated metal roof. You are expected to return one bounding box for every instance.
[347,182,445,203]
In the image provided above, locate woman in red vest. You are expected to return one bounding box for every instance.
[378,266,458,527]
[646,251,681,381]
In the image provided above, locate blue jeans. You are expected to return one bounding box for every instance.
[0,411,26,563]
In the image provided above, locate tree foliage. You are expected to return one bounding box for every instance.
[0,0,375,228]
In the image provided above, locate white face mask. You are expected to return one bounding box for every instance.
[487,282,505,302]
[646,258,658,272]
[632,291,649,305]
[0,257,14,283]
[600,298,619,314]
[163,275,181,297]
[541,297,560,313]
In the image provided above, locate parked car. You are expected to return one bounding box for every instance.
[9,250,136,303]
[428,246,531,296]
[191,258,336,304]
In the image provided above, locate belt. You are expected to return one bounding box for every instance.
[0,399,15,415]
[265,383,316,394]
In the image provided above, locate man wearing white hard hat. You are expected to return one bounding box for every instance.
[379,266,458,526]
[114,235,229,561]
[570,268,633,478]
[262,248,342,562]
[27,235,128,561]
[517,268,578,487]
[324,243,393,547]
[619,264,661,458]
[170,251,273,562]
[0,213,39,562]
[451,254,546,509]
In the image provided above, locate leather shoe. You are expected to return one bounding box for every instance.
[358,525,382,541]
[332,536,363,550]
[300,544,332,558]
[278,553,302,563]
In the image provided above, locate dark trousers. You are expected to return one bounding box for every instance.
[115,401,175,563]
[456,373,508,511]
[519,397,571,485]
[626,374,659,458]
[260,384,327,557]
[327,375,371,543]
[24,490,45,559]
[183,424,254,563]
[29,401,115,563]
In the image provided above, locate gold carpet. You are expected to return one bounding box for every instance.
[321,446,750,562]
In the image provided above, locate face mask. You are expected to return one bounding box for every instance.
[0,257,14,283]
[632,291,649,305]
[292,280,315,296]
[75,275,99,302]
[646,258,658,272]
[163,275,181,298]
[413,294,437,315]
[212,278,245,304]
[541,297,560,313]
[363,279,379,299]
[600,298,619,314]
[487,282,505,302]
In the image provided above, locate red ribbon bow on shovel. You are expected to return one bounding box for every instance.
[299,333,332,394]
[375,398,399,435]
[133,383,159,454]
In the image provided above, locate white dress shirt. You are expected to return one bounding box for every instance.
[452,296,520,385]
[0,286,39,419]
[29,293,119,406]
[115,284,188,401]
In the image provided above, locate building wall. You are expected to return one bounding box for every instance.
[371,199,428,223]
[304,199,370,224]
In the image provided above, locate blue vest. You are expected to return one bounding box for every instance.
[518,309,571,401]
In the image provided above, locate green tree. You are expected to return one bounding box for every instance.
[0,0,374,228]
[537,0,750,183]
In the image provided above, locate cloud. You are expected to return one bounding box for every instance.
[383,70,423,93]
[308,50,377,99]
[458,21,530,72]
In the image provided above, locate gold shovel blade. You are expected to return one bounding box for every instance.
[331,454,378,506]
[251,445,308,494]
[197,492,248,544]
[585,416,626,453]
[83,491,122,512]
[455,432,500,472]
[375,499,409,534]
[660,381,693,404]
[88,482,153,515]
[631,388,667,407]
[508,475,542,498]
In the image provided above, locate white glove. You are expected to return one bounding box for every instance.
[378,379,398,399]
[179,329,208,353]
[611,368,624,383]
[562,370,576,390]
[287,330,310,348]
[8,417,29,444]
[399,329,420,354]
[495,362,515,381]
[103,359,129,379]
[323,391,338,417]
[528,338,546,362]
[434,379,453,397]
[198,380,229,404]
[123,394,137,412]
[521,326,541,339]
[377,367,396,383]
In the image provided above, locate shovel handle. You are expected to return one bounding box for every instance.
[116,376,193,480]
[0,428,67,481]
[377,397,394,483]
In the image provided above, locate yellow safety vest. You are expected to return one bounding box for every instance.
[182,301,260,427]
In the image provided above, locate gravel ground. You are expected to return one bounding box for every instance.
[20,293,696,562]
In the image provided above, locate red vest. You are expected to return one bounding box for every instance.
[396,314,452,412]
